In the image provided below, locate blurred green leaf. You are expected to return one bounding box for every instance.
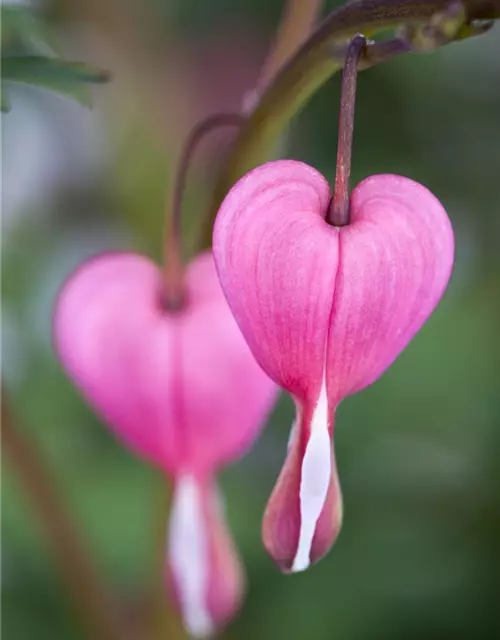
[2,56,110,84]
[2,6,110,110]
[1,6,59,57]
[2,56,110,108]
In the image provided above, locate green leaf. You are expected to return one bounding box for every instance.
[2,56,110,84]
[2,56,110,108]
[1,6,59,57]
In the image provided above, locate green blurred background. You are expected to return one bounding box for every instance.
[2,1,500,639]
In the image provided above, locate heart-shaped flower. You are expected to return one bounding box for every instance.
[53,250,277,636]
[213,159,454,572]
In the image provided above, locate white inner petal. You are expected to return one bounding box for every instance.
[291,374,332,573]
[168,475,214,638]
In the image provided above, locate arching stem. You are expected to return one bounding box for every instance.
[162,113,245,310]
[327,33,366,227]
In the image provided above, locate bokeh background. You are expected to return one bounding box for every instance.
[3,1,500,639]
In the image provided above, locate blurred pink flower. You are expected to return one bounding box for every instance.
[53,250,277,636]
[213,160,455,573]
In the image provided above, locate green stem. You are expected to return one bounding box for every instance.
[1,390,128,640]
[203,0,500,241]
[256,0,324,93]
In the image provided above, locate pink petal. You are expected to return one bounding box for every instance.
[179,255,278,469]
[213,160,338,406]
[326,174,455,401]
[53,251,277,476]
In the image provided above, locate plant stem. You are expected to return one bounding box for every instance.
[328,34,366,227]
[204,0,500,239]
[1,389,127,640]
[162,113,244,309]
[257,0,324,93]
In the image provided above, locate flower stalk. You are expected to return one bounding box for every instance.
[253,0,323,101]
[328,34,366,227]
[162,113,244,310]
[205,0,500,237]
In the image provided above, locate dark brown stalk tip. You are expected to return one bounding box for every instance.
[160,288,187,314]
[327,33,366,228]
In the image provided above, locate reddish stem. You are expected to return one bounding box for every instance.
[162,113,244,310]
[327,33,366,227]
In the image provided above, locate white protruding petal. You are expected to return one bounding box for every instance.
[168,475,213,638]
[291,376,332,573]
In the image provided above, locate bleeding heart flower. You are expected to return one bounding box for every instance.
[53,250,277,637]
[213,159,454,573]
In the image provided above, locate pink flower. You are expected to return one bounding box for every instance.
[213,160,454,573]
[53,250,277,636]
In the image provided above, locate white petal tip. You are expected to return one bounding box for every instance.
[291,556,310,573]
[292,377,331,574]
[184,616,214,639]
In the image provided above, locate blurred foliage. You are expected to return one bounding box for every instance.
[2,0,500,639]
[1,5,108,111]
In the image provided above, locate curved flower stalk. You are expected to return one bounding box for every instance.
[54,250,277,636]
[213,159,454,573]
